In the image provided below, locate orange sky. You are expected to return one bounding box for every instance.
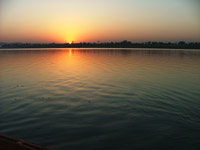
[0,0,200,43]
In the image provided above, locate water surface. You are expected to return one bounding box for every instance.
[0,49,200,150]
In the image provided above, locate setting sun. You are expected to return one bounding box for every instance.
[68,41,74,45]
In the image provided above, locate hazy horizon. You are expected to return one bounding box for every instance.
[0,41,200,44]
[0,0,200,43]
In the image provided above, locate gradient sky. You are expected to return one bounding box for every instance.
[0,0,200,43]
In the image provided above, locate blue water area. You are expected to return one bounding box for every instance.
[0,49,200,150]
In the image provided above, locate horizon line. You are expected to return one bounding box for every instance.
[1,40,200,44]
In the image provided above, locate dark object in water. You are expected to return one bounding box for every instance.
[0,134,51,150]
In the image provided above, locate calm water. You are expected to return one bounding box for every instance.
[0,49,200,150]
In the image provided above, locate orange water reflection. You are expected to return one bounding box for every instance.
[1,49,200,86]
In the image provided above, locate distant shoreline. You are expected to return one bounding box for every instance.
[1,47,200,50]
[0,41,200,49]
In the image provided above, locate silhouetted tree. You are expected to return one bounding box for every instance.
[178,41,186,45]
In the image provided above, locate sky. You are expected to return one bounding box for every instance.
[0,0,200,43]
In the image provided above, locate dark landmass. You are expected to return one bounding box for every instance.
[0,134,50,150]
[0,41,200,49]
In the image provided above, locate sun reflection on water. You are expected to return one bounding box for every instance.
[69,49,72,56]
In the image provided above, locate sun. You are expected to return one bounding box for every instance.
[68,41,74,44]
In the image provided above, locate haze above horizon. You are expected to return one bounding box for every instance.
[0,0,200,43]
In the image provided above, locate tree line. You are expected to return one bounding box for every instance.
[1,41,200,49]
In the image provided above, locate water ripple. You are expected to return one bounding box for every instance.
[0,49,200,150]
